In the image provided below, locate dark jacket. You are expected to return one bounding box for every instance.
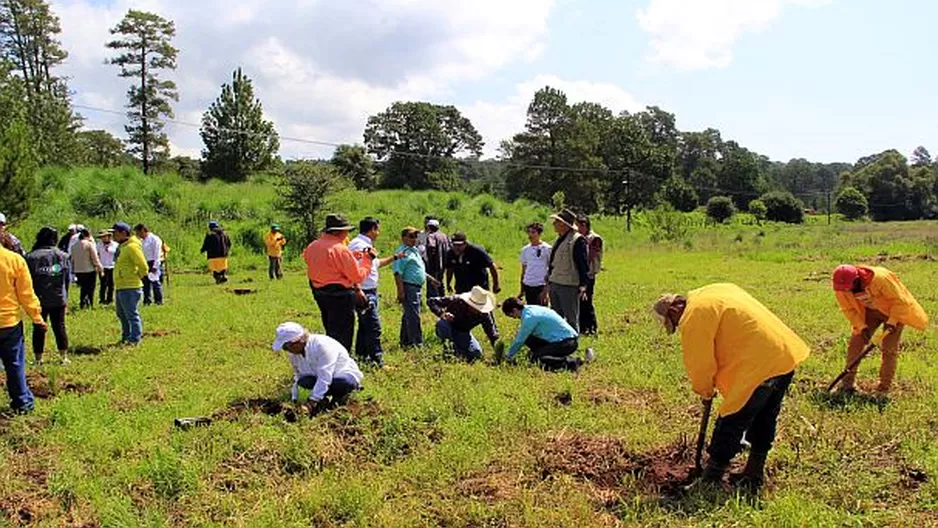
[200,230,231,259]
[427,296,499,344]
[25,247,70,308]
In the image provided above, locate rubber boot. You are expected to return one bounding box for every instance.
[732,451,767,493]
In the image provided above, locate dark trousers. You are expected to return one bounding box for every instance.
[400,283,423,348]
[708,371,795,464]
[0,323,34,412]
[143,262,163,305]
[268,256,283,280]
[313,286,356,352]
[355,290,384,365]
[297,374,360,403]
[76,272,97,309]
[32,305,68,359]
[523,284,547,306]
[579,278,597,335]
[527,336,581,371]
[213,270,228,284]
[99,268,114,304]
[426,269,444,299]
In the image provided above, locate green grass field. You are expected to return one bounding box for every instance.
[2,179,938,526]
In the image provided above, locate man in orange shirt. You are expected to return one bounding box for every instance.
[832,264,928,396]
[304,214,376,351]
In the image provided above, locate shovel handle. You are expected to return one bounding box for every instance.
[826,329,893,393]
[694,398,713,471]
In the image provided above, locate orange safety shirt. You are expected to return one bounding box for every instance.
[835,265,928,334]
[679,283,810,417]
[304,233,373,288]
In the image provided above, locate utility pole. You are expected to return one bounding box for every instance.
[827,190,832,225]
[622,173,632,232]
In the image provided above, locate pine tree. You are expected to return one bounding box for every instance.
[200,67,279,181]
[107,9,178,175]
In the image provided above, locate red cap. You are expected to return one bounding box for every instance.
[832,265,859,291]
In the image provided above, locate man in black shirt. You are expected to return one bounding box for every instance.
[444,231,501,295]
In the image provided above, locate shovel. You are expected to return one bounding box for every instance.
[692,398,713,477]
[826,329,891,393]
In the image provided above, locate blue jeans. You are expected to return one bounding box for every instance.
[435,319,482,362]
[0,323,34,412]
[143,264,163,305]
[400,283,423,348]
[116,289,143,344]
[355,290,384,364]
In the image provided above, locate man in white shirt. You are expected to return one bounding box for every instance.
[272,322,364,415]
[96,230,119,305]
[348,217,399,367]
[519,222,552,306]
[134,224,164,306]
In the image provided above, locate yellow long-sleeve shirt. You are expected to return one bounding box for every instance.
[835,266,928,335]
[265,232,286,258]
[679,283,810,417]
[0,247,42,328]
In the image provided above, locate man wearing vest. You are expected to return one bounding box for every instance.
[304,214,376,352]
[576,214,603,336]
[545,209,590,332]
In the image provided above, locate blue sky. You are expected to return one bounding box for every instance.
[54,0,938,164]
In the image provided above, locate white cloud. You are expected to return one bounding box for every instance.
[636,0,832,71]
[51,0,554,159]
[464,75,643,157]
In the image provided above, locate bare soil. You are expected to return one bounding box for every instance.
[0,372,94,400]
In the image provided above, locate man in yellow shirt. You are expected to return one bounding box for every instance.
[653,283,810,491]
[832,265,928,395]
[265,224,286,280]
[0,235,47,413]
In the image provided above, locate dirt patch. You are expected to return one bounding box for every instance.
[553,390,573,406]
[229,288,256,296]
[0,446,75,527]
[0,372,94,400]
[901,467,929,490]
[584,387,664,410]
[859,253,935,265]
[215,398,285,421]
[143,329,178,338]
[536,432,716,502]
[455,465,522,503]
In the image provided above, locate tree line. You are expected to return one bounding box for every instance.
[0,0,935,226]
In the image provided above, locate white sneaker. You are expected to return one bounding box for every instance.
[61,357,71,366]
[584,348,596,364]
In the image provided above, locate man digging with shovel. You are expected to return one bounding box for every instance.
[831,265,928,397]
[653,284,810,492]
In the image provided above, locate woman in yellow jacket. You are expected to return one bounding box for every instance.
[653,283,810,491]
[832,265,928,395]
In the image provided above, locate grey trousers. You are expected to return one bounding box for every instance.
[549,282,580,333]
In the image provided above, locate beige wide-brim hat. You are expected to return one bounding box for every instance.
[652,294,680,334]
[460,286,497,314]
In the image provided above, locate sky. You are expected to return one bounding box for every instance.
[52,0,938,164]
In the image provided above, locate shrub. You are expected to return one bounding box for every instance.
[551,191,565,211]
[647,206,689,243]
[237,227,266,255]
[446,196,462,211]
[760,191,805,224]
[748,199,767,223]
[276,161,345,243]
[835,187,868,221]
[661,177,699,213]
[706,196,736,224]
[71,188,127,218]
[478,199,495,217]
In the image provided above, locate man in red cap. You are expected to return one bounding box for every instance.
[832,264,928,395]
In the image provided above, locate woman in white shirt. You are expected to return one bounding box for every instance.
[519,222,552,306]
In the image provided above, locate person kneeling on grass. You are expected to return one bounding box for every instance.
[272,322,364,416]
[831,264,928,397]
[428,286,499,362]
[500,297,594,371]
[652,283,810,492]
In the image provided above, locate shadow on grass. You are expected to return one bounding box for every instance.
[70,345,104,356]
[808,389,889,412]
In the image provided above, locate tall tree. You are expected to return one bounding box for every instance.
[331,144,376,190]
[76,129,128,167]
[911,146,932,168]
[364,101,482,190]
[0,0,81,165]
[107,9,178,175]
[200,67,279,181]
[0,63,38,222]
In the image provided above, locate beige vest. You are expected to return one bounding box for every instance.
[549,231,583,287]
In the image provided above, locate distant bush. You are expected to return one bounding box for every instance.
[706,196,735,224]
[748,199,767,223]
[662,177,699,213]
[836,187,868,221]
[647,206,689,243]
[237,227,266,255]
[478,199,496,217]
[72,188,130,218]
[446,196,462,211]
[551,191,565,211]
[761,191,804,224]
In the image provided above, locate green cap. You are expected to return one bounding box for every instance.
[271,224,281,231]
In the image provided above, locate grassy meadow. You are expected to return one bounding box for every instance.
[2,169,938,527]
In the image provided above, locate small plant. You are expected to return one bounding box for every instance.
[551,190,565,211]
[706,196,736,224]
[748,199,767,224]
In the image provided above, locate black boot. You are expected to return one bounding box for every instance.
[731,451,767,493]
[701,459,729,484]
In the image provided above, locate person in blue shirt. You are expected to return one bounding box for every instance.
[501,297,595,371]
[394,227,427,348]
